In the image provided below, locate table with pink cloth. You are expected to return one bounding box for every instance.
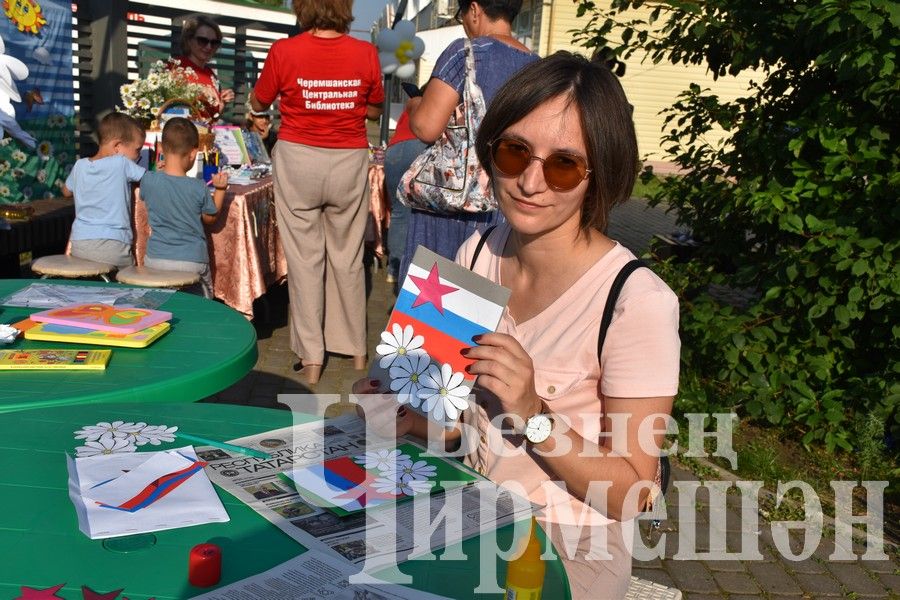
[133,176,286,319]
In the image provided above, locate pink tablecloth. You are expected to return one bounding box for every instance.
[133,176,286,319]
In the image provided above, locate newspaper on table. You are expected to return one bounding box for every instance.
[199,414,534,571]
[1,283,174,309]
[190,548,451,600]
[67,446,229,539]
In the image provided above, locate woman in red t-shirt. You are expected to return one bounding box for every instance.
[251,0,384,385]
[169,15,234,122]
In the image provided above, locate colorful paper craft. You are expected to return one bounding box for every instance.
[0,349,111,370]
[282,442,478,516]
[369,246,510,424]
[16,319,170,348]
[29,303,171,334]
[67,447,229,539]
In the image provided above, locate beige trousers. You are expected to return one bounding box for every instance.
[273,141,369,363]
[540,519,635,599]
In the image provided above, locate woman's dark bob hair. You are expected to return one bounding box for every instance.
[475,51,638,233]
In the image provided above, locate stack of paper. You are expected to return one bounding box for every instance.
[17,303,172,348]
[66,446,229,539]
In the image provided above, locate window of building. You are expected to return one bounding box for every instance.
[512,0,534,50]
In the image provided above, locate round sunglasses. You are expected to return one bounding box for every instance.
[489,137,591,191]
[194,35,222,49]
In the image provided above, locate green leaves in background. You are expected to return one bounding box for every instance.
[575,0,899,452]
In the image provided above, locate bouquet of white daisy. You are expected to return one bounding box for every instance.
[118,59,212,126]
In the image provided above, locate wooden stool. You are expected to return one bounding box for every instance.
[30,255,115,282]
[116,266,201,289]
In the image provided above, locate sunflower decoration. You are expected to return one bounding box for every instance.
[4,0,46,35]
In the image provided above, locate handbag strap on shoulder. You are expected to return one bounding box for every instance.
[597,259,646,362]
[469,225,497,271]
[462,39,480,126]
[463,38,477,81]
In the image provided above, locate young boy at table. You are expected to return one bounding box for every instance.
[138,117,228,298]
[62,112,145,267]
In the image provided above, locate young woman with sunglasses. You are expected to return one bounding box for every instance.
[170,15,235,122]
[358,52,680,598]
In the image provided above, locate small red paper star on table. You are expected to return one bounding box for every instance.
[409,263,458,314]
[15,584,144,600]
[15,584,65,599]
[82,586,124,600]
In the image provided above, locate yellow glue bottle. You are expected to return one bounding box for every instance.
[505,518,545,600]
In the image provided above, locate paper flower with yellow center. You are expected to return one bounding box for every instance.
[375,322,425,369]
[390,353,431,407]
[418,363,471,422]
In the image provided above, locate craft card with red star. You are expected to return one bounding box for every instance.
[369,246,510,424]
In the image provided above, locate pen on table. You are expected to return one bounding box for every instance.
[177,432,271,459]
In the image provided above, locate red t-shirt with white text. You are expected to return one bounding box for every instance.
[254,33,384,149]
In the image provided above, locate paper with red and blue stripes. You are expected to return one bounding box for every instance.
[67,446,229,539]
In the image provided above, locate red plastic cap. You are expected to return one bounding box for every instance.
[189,542,222,587]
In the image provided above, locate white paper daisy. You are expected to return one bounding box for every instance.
[375,323,425,369]
[418,363,471,422]
[389,353,431,407]
[119,424,177,446]
[353,448,412,472]
[372,476,434,497]
[74,421,145,442]
[137,424,178,445]
[382,458,437,484]
[75,436,135,457]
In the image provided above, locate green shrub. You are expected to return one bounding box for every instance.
[575,0,899,451]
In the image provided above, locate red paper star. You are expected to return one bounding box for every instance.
[15,583,65,599]
[82,586,123,600]
[409,263,458,314]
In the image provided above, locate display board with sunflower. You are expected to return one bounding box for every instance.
[0,0,75,205]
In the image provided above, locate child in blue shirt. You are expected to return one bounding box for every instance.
[139,117,227,298]
[63,113,146,267]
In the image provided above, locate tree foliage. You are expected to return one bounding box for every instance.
[574,0,899,451]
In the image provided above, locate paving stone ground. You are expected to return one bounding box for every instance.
[203,197,898,599]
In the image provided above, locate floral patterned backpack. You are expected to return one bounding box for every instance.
[397,39,495,213]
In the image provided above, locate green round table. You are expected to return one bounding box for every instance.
[0,279,257,413]
[0,403,570,599]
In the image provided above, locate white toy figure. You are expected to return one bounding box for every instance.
[0,35,36,147]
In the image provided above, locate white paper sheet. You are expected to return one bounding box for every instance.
[67,446,229,539]
[1,283,174,309]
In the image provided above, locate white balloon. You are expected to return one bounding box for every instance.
[379,52,399,74]
[393,20,416,41]
[410,37,425,60]
[395,62,416,80]
[376,28,401,52]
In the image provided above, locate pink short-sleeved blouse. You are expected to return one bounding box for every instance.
[455,223,680,526]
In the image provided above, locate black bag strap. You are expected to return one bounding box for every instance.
[594,258,671,505]
[597,259,646,362]
[469,225,498,271]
